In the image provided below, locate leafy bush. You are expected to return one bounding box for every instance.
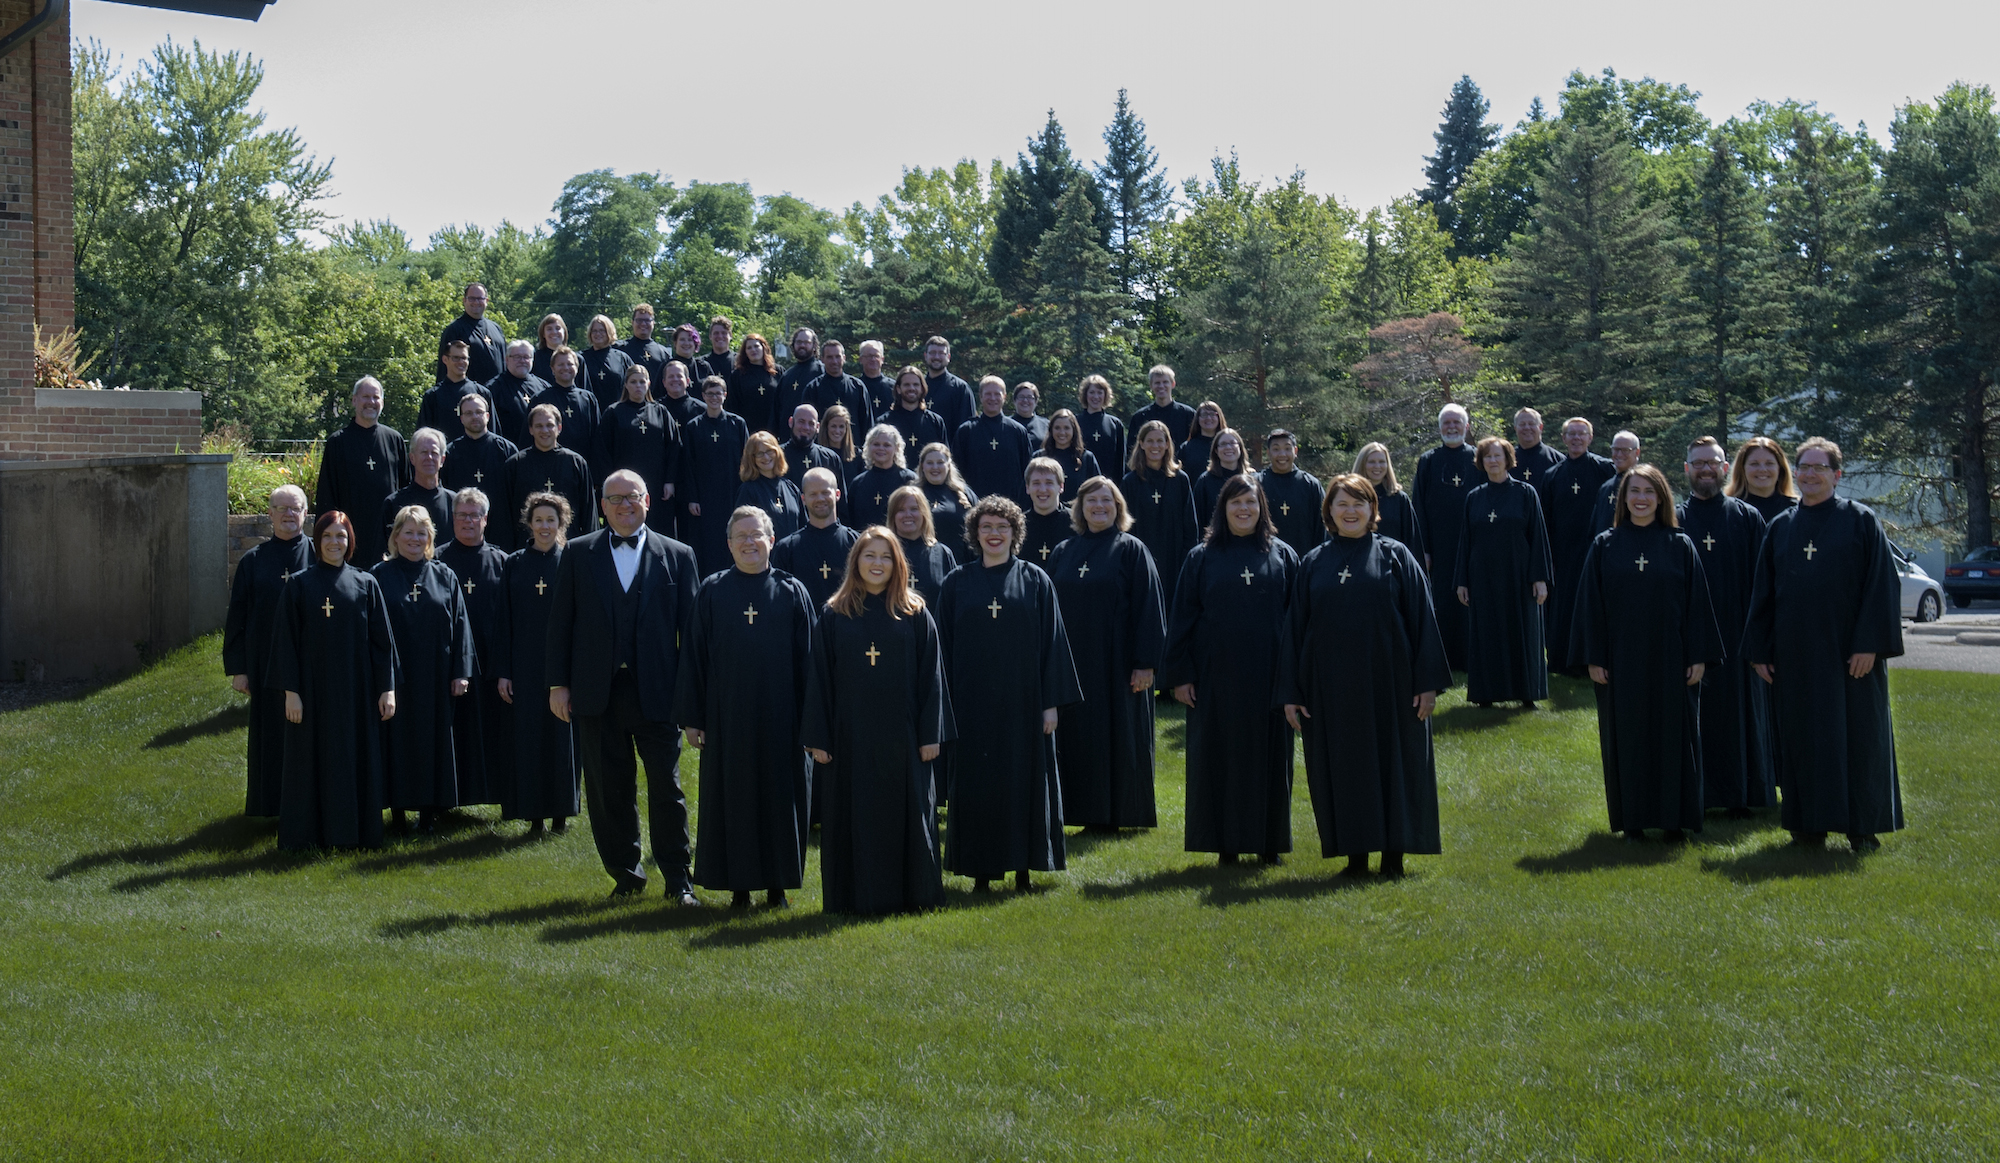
[204,426,321,514]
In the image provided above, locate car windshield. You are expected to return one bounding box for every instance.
[1969,546,2000,562]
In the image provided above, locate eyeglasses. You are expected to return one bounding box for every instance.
[603,493,645,506]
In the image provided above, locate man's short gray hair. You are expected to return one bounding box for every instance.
[453,487,490,516]
[507,339,534,357]
[1438,403,1469,423]
[728,505,775,540]
[352,375,383,398]
[269,484,308,510]
[411,427,447,454]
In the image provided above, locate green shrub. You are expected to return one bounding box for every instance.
[205,427,321,514]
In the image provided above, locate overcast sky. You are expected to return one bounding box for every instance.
[77,0,2000,243]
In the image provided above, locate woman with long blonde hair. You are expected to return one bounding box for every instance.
[1726,436,1799,524]
[370,504,475,833]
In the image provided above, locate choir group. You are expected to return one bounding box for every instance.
[219,288,1907,914]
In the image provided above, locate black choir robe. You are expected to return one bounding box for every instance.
[920,480,977,563]
[682,409,751,576]
[437,539,511,807]
[600,397,683,536]
[269,560,397,849]
[1179,432,1215,477]
[859,374,898,422]
[782,436,842,492]
[938,558,1083,877]
[925,371,975,436]
[531,344,561,385]
[617,336,671,395]
[1160,535,1300,855]
[1260,468,1327,557]
[1543,451,1618,669]
[1591,474,1622,535]
[1130,400,1197,447]
[848,466,917,531]
[1123,468,1199,612]
[1678,492,1775,810]
[491,544,579,821]
[1454,476,1553,704]
[1739,490,1798,525]
[1511,440,1565,498]
[952,414,1034,505]
[806,373,873,434]
[736,475,805,543]
[695,348,737,389]
[772,521,860,609]
[801,593,955,914]
[378,482,454,554]
[898,536,959,610]
[729,366,781,437]
[660,390,704,430]
[222,532,312,816]
[885,406,949,464]
[1571,523,1724,832]
[417,378,495,445]
[1376,489,1425,561]
[1411,442,1478,667]
[529,383,602,475]
[1075,409,1127,471]
[1023,506,1072,570]
[504,445,596,544]
[1042,445,1102,503]
[673,567,816,892]
[1743,496,1905,836]
[1193,469,1233,530]
[370,555,477,811]
[774,359,824,435]
[1276,534,1452,857]
[1048,528,1166,828]
[579,345,636,411]
[442,431,521,550]
[484,371,540,450]
[440,313,506,384]
[316,421,407,566]
[1016,412,1050,447]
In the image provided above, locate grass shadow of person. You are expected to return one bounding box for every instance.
[49,814,278,881]
[144,703,252,750]
[1516,832,1683,875]
[538,899,733,944]
[1064,827,1146,862]
[351,829,542,873]
[685,908,884,950]
[1432,700,1543,732]
[376,895,619,940]
[112,845,319,893]
[1700,841,1865,884]
[1081,861,1385,906]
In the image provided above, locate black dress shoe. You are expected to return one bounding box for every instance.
[551,816,569,835]
[672,891,704,908]
[1260,852,1282,866]
[416,810,438,835]
[1624,830,1648,842]
[609,881,645,899]
[1792,830,1828,848]
[1219,852,1238,865]
[730,891,752,909]
[526,820,546,838]
[1849,833,1881,853]
[1341,856,1370,877]
[766,889,789,908]
[1660,828,1686,843]
[972,878,991,893]
[1013,870,1031,892]
[1379,851,1405,877]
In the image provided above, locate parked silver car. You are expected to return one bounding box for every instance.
[1892,542,1944,622]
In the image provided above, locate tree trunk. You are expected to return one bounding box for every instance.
[1965,378,1993,550]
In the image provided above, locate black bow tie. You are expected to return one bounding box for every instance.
[611,533,641,549]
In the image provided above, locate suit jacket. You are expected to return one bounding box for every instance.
[545,526,700,722]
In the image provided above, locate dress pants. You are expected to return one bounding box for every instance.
[577,669,688,892]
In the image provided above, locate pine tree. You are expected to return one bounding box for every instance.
[1345,211,1399,331]
[1027,183,1133,392]
[1096,89,1173,302]
[1678,130,1786,439]
[1420,76,1499,256]
[1486,120,1688,431]
[989,110,1111,303]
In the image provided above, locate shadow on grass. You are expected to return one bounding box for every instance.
[1064,826,1148,862]
[47,814,278,881]
[1516,832,1682,875]
[376,895,619,940]
[1079,862,1380,907]
[685,909,885,949]
[144,703,251,749]
[112,846,319,892]
[1434,675,1595,731]
[1700,842,1865,883]
[351,829,541,873]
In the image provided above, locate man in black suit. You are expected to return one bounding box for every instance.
[547,469,703,904]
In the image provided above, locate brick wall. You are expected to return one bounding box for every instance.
[1,388,205,459]
[226,512,272,588]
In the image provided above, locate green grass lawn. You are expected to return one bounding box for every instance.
[2,636,1996,1160]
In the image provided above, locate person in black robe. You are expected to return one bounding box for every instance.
[772,467,859,609]
[1572,465,1725,840]
[1161,475,1300,863]
[884,367,950,465]
[694,315,737,386]
[441,396,520,550]
[531,347,603,477]
[492,492,580,834]
[437,283,506,384]
[579,314,637,411]
[222,485,312,817]
[817,406,863,503]
[1075,374,1128,471]
[773,328,825,436]
[802,529,956,915]
[1411,404,1478,668]
[1011,381,1049,447]
[888,485,960,609]
[938,497,1084,891]
[1679,437,1774,814]
[1048,477,1167,830]
[1353,442,1425,561]
[848,424,918,531]
[1128,365,1198,447]
[728,334,782,438]
[1277,474,1452,876]
[656,358,705,430]
[856,341,899,423]
[316,376,407,566]
[735,431,806,545]
[371,506,476,830]
[1041,409,1103,504]
[599,364,683,537]
[1539,418,1618,674]
[485,340,544,450]
[1454,437,1553,707]
[418,342,498,445]
[805,340,873,435]
[377,428,455,556]
[1122,420,1200,616]
[922,336,976,436]
[1179,400,1226,485]
[504,404,596,545]
[270,511,398,850]
[952,376,1035,505]
[437,490,512,809]
[1744,438,1905,851]
[1192,428,1248,528]
[682,375,752,577]
[1590,431,1644,534]
[1509,408,1566,497]
[530,313,568,384]
[916,443,979,562]
[619,304,672,392]
[1022,458,1073,569]
[675,506,816,907]
[1259,428,1326,556]
[667,322,705,387]
[1728,436,1801,525]
[781,405,843,491]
